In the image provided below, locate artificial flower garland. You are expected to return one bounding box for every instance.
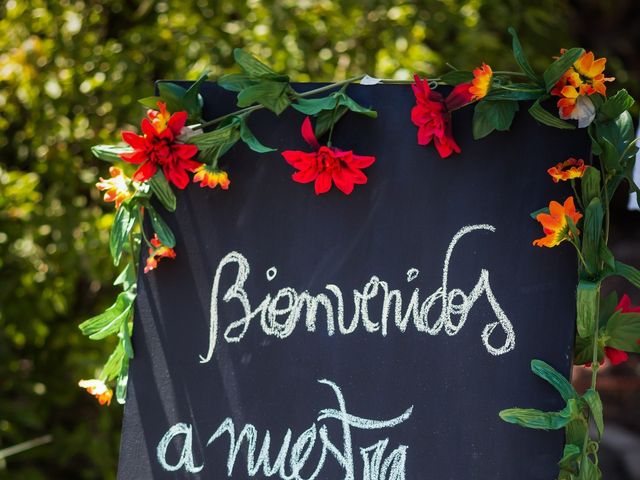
[80,29,640,479]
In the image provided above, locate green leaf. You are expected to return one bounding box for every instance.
[116,355,129,404]
[186,123,240,149]
[582,389,603,436]
[599,137,621,172]
[529,97,576,130]
[543,47,584,93]
[580,455,601,480]
[138,96,163,109]
[558,443,581,470]
[292,95,338,115]
[581,166,601,207]
[566,416,589,448]
[146,204,175,248]
[91,145,133,163]
[157,81,188,113]
[606,310,640,352]
[148,171,176,212]
[577,280,599,338]
[182,71,209,121]
[237,81,290,114]
[315,106,348,139]
[485,85,544,101]
[599,89,635,121]
[440,70,474,86]
[499,403,572,430]
[531,359,577,401]
[99,343,125,382]
[119,315,134,359]
[79,290,136,339]
[239,119,276,153]
[507,27,539,82]
[113,262,136,290]
[473,101,495,139]
[599,242,615,272]
[596,111,637,167]
[336,92,377,118]
[530,206,549,220]
[581,198,604,274]
[110,204,136,265]
[218,73,256,92]
[612,260,640,289]
[234,48,277,77]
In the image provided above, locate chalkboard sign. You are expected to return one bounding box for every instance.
[117,82,588,479]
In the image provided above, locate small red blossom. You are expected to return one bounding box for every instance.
[411,75,461,158]
[144,234,176,274]
[605,294,640,365]
[119,102,201,189]
[281,117,375,195]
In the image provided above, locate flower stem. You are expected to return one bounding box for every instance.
[194,75,366,130]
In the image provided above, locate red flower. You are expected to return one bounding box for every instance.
[144,234,176,274]
[282,117,376,195]
[119,103,201,189]
[605,294,640,365]
[411,75,461,158]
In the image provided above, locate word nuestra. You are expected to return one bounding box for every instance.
[157,378,413,479]
[199,224,515,364]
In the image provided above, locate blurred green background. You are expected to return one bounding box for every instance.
[1,0,639,478]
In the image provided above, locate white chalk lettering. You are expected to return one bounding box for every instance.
[199,224,515,363]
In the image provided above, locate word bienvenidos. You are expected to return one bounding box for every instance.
[199,224,515,364]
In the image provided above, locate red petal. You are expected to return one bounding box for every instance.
[165,165,189,189]
[180,158,203,172]
[314,171,332,195]
[350,154,375,169]
[301,117,320,150]
[292,167,318,184]
[173,143,198,160]
[445,83,474,110]
[332,169,355,195]
[122,131,148,149]
[168,111,188,135]
[120,150,148,164]
[282,150,314,170]
[605,347,629,366]
[133,161,158,182]
[141,118,158,138]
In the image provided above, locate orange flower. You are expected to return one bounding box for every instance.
[555,85,595,127]
[573,51,614,96]
[533,197,582,248]
[147,101,171,133]
[193,165,231,190]
[96,167,132,209]
[468,63,493,100]
[78,379,113,406]
[547,158,587,183]
[144,234,176,273]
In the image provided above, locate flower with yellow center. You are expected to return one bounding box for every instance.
[193,165,231,190]
[147,101,171,133]
[533,197,582,248]
[78,379,113,406]
[96,166,132,209]
[547,158,587,183]
[468,63,493,100]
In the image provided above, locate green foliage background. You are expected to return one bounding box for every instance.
[0,0,638,478]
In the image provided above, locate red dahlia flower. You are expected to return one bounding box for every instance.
[605,294,640,365]
[411,75,461,158]
[119,102,201,189]
[282,117,375,195]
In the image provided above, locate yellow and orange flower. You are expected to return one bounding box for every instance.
[96,166,132,209]
[551,50,614,126]
[547,158,587,183]
[147,101,171,133]
[78,379,113,406]
[533,197,582,248]
[144,234,176,273]
[468,63,493,100]
[193,165,231,190]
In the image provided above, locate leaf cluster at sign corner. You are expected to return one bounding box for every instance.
[218,49,292,115]
[472,99,519,139]
[140,72,208,122]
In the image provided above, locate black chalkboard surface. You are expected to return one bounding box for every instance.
[117,82,588,479]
